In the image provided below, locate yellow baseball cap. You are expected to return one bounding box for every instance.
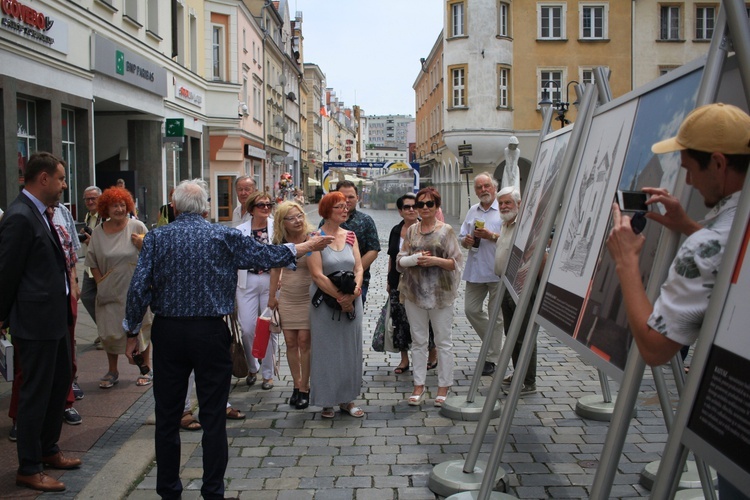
[651,103,750,154]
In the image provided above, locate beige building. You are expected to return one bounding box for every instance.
[415,0,717,220]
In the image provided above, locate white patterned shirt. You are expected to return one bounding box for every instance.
[648,192,740,346]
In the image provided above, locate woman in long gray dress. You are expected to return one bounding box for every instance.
[308,192,365,418]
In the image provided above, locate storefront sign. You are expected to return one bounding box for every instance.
[245,144,266,159]
[92,34,167,97]
[174,78,203,107]
[0,0,68,53]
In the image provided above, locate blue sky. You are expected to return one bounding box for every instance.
[292,0,444,116]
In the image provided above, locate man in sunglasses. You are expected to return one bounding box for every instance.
[459,172,504,377]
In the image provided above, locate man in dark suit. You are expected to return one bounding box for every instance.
[0,151,82,492]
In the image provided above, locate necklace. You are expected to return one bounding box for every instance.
[420,220,437,235]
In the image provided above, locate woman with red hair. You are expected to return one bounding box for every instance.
[86,187,153,388]
[308,192,365,418]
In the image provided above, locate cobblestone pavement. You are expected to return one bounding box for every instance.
[122,205,675,499]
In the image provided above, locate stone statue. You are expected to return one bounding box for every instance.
[502,136,521,190]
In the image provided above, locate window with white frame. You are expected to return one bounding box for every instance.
[498,2,509,37]
[660,5,681,40]
[450,66,466,107]
[253,80,262,121]
[124,0,138,24]
[538,4,565,39]
[581,68,595,86]
[17,98,37,183]
[450,1,465,37]
[580,4,607,39]
[189,13,197,71]
[539,70,563,105]
[498,66,510,108]
[695,6,715,40]
[212,25,224,80]
[61,108,77,207]
[146,0,158,35]
[659,65,679,76]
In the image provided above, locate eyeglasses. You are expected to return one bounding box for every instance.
[84,197,98,202]
[332,204,348,210]
[254,203,274,209]
[415,201,436,209]
[401,205,416,211]
[283,213,305,222]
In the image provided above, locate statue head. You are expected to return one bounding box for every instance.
[507,136,519,150]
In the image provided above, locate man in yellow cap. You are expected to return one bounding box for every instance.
[606,102,750,368]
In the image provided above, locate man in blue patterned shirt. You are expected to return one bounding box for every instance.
[123,179,332,500]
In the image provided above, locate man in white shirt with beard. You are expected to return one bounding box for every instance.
[460,173,504,376]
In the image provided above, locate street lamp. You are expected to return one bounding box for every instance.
[539,80,580,128]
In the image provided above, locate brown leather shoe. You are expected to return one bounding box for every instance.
[16,472,65,492]
[42,451,82,470]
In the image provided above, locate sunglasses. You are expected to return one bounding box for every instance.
[415,201,436,209]
[401,205,416,211]
[254,202,274,209]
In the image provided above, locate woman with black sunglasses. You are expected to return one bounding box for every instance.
[236,191,278,394]
[387,193,438,374]
[397,187,463,407]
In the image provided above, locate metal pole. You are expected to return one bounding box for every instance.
[599,370,612,403]
[462,83,599,474]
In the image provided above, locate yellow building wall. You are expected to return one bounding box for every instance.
[513,1,632,131]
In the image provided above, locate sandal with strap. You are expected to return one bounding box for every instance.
[180,411,202,431]
[99,371,119,389]
[394,363,410,375]
[339,403,365,418]
[136,370,153,387]
[321,407,336,419]
[226,407,245,420]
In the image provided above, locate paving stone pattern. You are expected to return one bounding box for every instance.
[125,205,678,499]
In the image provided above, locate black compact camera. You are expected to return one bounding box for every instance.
[78,226,92,242]
[132,353,150,375]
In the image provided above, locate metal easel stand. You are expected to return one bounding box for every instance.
[441,102,558,423]
[429,105,559,498]
[439,282,502,421]
[639,360,717,494]
[575,369,636,422]
[590,3,738,496]
[436,86,599,500]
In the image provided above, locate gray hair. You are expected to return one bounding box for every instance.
[497,186,521,203]
[173,179,209,215]
[84,186,102,195]
[475,172,498,188]
[235,175,255,189]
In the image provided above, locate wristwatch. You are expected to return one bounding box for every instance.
[125,330,139,338]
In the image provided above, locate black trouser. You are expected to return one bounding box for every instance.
[501,289,537,386]
[14,334,71,475]
[80,273,97,323]
[151,316,232,500]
